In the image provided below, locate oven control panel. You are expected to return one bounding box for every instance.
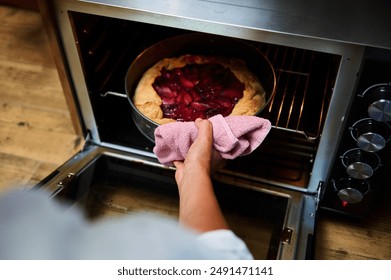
[321,48,391,217]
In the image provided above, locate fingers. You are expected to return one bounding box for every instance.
[173,161,183,169]
[174,119,213,178]
[196,119,226,173]
[195,118,211,129]
[194,118,213,144]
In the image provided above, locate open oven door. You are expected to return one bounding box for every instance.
[34,142,318,260]
[35,0,322,260]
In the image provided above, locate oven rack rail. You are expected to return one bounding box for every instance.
[96,44,339,141]
[101,86,324,142]
[73,12,340,141]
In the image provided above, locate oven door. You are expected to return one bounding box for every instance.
[34,144,318,260]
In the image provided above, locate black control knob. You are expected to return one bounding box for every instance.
[350,118,390,152]
[341,148,381,179]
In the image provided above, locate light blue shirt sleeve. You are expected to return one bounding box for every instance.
[0,189,253,260]
[197,229,254,260]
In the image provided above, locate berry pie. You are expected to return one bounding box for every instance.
[133,54,265,124]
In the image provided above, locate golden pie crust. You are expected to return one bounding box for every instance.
[133,54,266,124]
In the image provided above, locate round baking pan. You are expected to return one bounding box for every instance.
[125,33,276,143]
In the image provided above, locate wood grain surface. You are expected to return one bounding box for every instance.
[0,5,82,193]
[0,5,390,260]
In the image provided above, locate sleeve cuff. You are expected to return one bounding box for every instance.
[196,229,254,260]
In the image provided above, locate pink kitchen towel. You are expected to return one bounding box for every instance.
[153,114,272,166]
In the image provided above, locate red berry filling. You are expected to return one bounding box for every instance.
[152,63,244,122]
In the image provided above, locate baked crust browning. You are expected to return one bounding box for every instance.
[133,54,265,124]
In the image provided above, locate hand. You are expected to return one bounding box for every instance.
[173,118,225,187]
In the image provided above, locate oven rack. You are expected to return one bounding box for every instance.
[71,12,340,141]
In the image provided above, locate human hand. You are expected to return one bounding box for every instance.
[173,118,225,187]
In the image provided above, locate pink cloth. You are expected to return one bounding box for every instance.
[153,114,271,166]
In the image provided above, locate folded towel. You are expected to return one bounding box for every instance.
[153,114,271,166]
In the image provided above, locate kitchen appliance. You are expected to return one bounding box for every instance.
[36,0,391,259]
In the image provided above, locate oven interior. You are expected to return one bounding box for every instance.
[68,11,341,189]
[55,154,289,260]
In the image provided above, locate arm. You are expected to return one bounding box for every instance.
[173,118,228,233]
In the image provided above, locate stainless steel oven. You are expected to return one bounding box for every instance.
[36,0,391,259]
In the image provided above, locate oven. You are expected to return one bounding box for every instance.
[36,0,391,259]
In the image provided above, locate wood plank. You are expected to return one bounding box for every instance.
[0,0,38,11]
[0,59,69,112]
[0,5,71,113]
[0,153,60,194]
[0,121,81,164]
[0,100,82,171]
[0,6,83,192]
[0,7,53,67]
[27,161,60,186]
[316,213,391,260]
[0,100,75,134]
[0,152,39,194]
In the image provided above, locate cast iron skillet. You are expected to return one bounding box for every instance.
[125,33,276,143]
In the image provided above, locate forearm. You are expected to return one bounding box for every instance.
[177,169,228,233]
[174,118,228,233]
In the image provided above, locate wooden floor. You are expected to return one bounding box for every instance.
[0,5,390,260]
[0,5,83,193]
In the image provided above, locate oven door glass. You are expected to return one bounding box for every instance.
[37,146,310,260]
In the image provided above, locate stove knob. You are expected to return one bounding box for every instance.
[337,188,365,204]
[350,118,390,152]
[357,132,386,152]
[333,177,370,204]
[341,148,381,179]
[368,99,391,122]
[362,84,391,122]
[346,162,373,179]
